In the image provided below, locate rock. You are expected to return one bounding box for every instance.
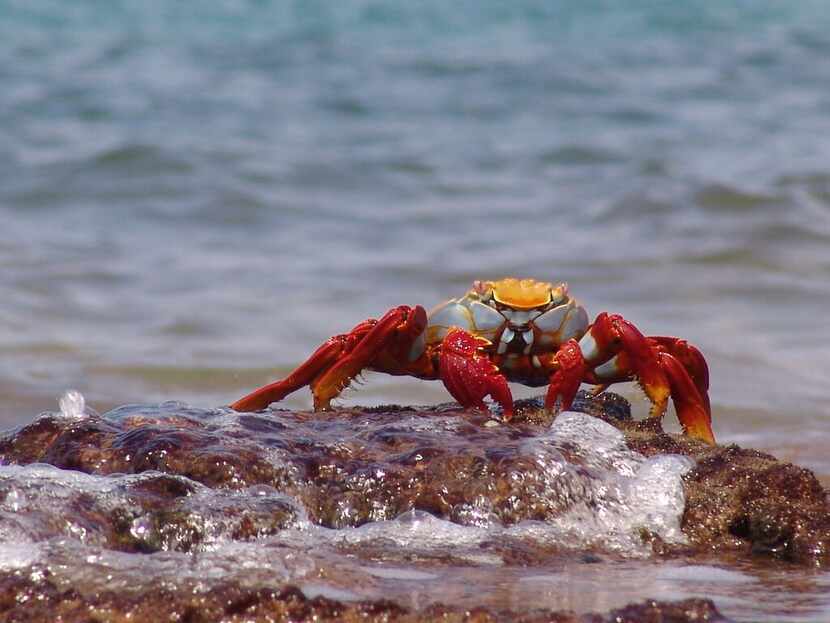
[0,391,824,620]
[616,419,830,565]
[0,572,730,622]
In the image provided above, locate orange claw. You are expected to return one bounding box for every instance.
[439,328,513,420]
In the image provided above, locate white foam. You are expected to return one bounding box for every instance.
[0,464,308,555]
[339,510,489,550]
[58,390,86,419]
[0,542,42,570]
[515,412,695,553]
[546,410,641,475]
[265,412,695,558]
[0,410,695,581]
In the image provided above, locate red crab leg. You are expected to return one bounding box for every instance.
[555,313,714,444]
[312,305,426,410]
[584,313,672,418]
[579,314,715,443]
[591,349,714,444]
[230,305,427,412]
[230,339,344,411]
[544,312,660,414]
[658,351,715,444]
[544,339,587,412]
[439,328,514,420]
[592,336,713,440]
[648,336,710,414]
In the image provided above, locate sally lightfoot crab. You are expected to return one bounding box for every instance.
[231,278,715,444]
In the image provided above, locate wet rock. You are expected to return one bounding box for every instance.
[0,391,827,565]
[0,464,300,553]
[0,396,691,552]
[617,421,830,565]
[0,572,730,622]
[0,391,825,620]
[601,598,730,623]
[514,394,830,567]
[682,446,830,564]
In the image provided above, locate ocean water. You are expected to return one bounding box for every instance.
[1,2,829,473]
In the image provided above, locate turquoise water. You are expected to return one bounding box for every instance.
[1,2,830,476]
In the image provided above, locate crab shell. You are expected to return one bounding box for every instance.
[416,278,590,380]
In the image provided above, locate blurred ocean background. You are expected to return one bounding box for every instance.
[1,1,829,478]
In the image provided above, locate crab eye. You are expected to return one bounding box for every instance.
[550,283,569,306]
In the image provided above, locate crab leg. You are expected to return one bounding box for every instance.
[648,336,710,414]
[656,352,714,444]
[586,313,672,416]
[230,338,345,412]
[230,305,427,412]
[312,305,426,410]
[439,328,514,420]
[545,313,667,413]
[546,313,715,444]
[544,340,587,412]
[590,350,714,443]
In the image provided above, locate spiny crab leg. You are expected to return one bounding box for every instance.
[439,328,514,420]
[312,305,426,410]
[546,312,715,444]
[230,305,427,412]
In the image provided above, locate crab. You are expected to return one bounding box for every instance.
[231,278,715,444]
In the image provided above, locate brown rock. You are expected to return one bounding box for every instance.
[0,572,730,622]
[0,391,824,621]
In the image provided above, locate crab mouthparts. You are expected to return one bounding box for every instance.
[497,326,534,355]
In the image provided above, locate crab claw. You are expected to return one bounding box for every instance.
[439,328,514,420]
[545,339,587,412]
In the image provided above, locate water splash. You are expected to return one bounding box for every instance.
[527,411,694,552]
[58,390,86,419]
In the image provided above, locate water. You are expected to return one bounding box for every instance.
[1,2,829,618]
